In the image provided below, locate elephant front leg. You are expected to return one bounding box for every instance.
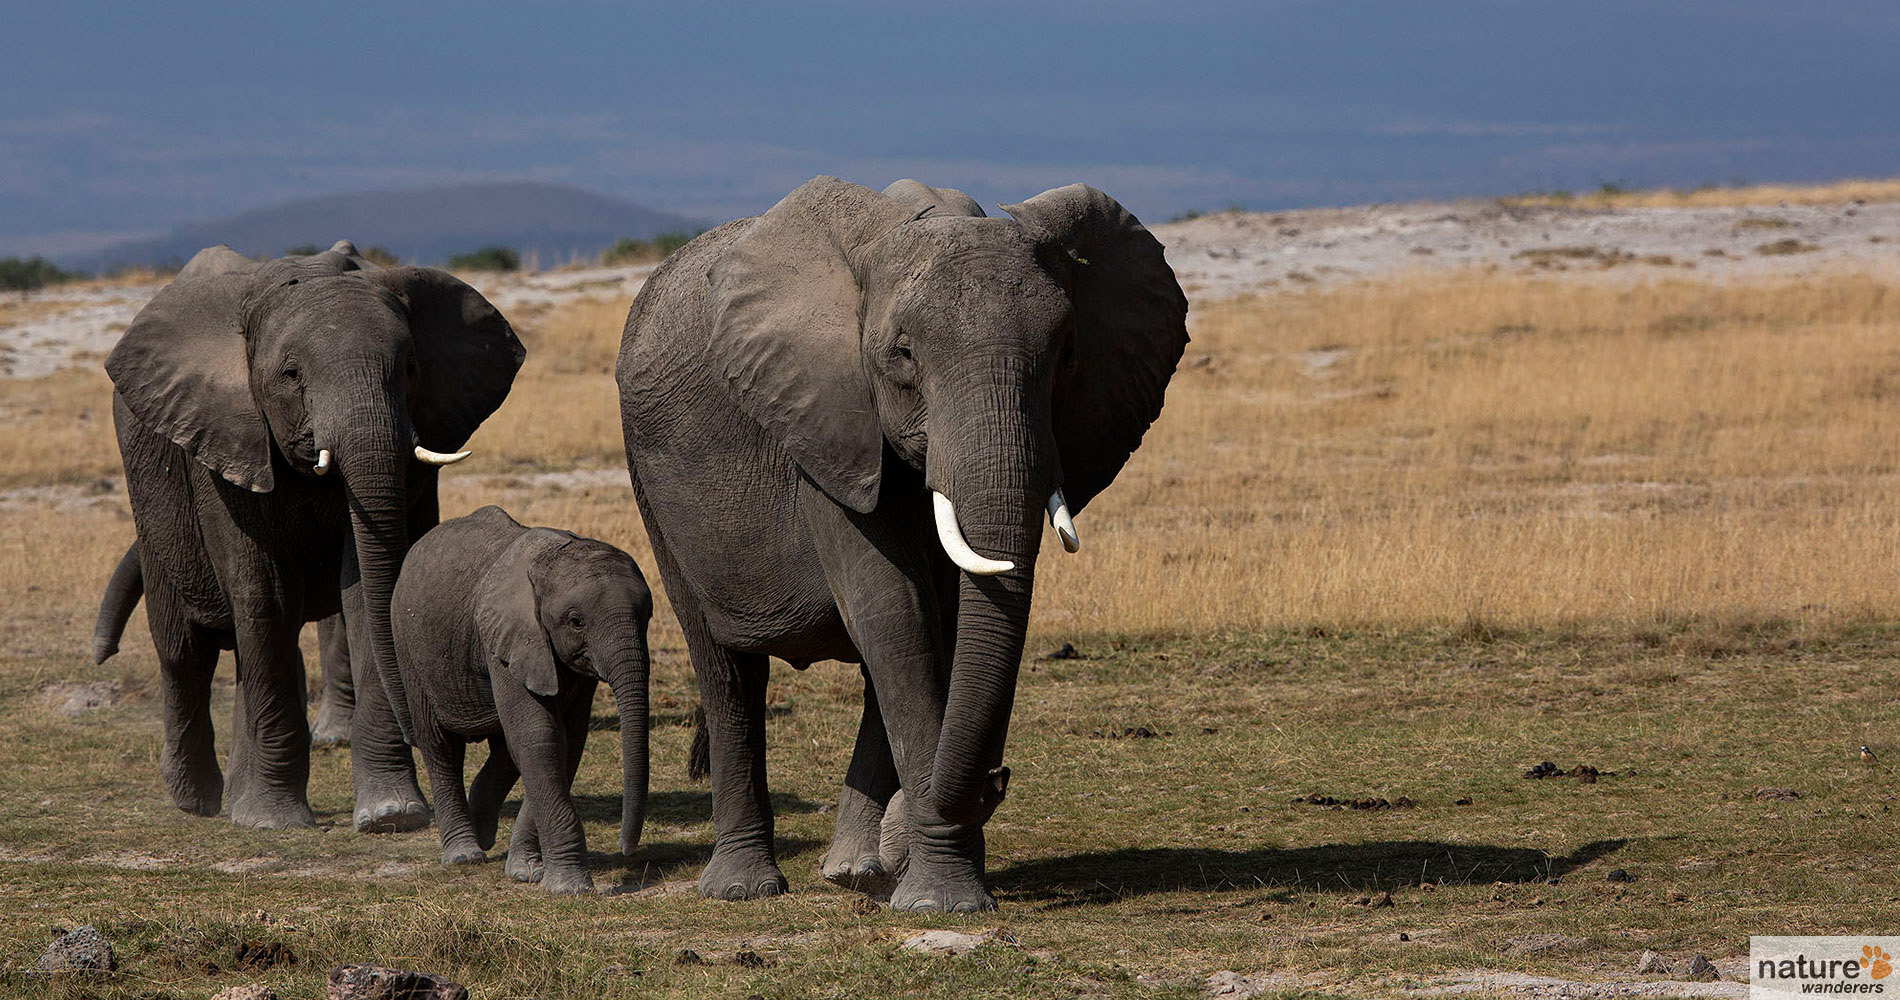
[496,683,593,894]
[341,576,429,833]
[310,613,354,746]
[414,718,482,865]
[822,668,902,895]
[225,614,317,829]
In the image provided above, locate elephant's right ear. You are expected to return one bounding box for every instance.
[476,529,565,698]
[706,176,916,514]
[105,272,275,493]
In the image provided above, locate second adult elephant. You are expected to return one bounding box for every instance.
[95,242,524,829]
[618,176,1186,909]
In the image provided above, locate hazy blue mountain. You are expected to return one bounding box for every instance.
[66,182,702,272]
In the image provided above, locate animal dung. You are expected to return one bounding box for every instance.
[1291,794,1414,810]
[1523,761,1611,781]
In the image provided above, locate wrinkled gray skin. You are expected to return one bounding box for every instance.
[391,506,653,894]
[310,613,355,746]
[617,177,1186,910]
[93,241,525,830]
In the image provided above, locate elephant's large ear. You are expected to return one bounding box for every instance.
[105,271,275,492]
[706,176,916,513]
[174,244,259,282]
[1002,185,1188,510]
[882,179,986,219]
[365,267,526,451]
[476,528,566,698]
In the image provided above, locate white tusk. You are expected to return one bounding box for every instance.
[413,444,471,466]
[1047,489,1080,553]
[932,492,1015,575]
[314,449,332,475]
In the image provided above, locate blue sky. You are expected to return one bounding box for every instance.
[4,0,1898,256]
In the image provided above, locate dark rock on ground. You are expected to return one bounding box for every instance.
[327,964,468,1000]
[35,925,115,975]
[1684,954,1718,981]
[1605,868,1635,883]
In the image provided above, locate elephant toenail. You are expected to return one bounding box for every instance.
[953,900,980,912]
[724,882,748,900]
[908,898,938,910]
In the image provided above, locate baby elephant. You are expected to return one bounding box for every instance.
[392,505,652,893]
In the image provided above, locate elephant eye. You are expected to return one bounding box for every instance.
[567,612,585,630]
[894,334,913,361]
[282,363,301,383]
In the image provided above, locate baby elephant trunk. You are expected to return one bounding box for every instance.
[606,647,651,856]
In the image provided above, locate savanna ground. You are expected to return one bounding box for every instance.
[5,181,1900,998]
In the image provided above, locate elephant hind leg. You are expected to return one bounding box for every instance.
[309,614,354,746]
[822,667,901,897]
[469,735,520,852]
[145,580,224,817]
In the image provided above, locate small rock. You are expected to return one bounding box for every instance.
[1042,643,1085,660]
[1684,954,1717,981]
[327,963,467,1000]
[1636,950,1671,974]
[1204,970,1269,998]
[1454,796,1473,806]
[39,680,121,717]
[673,949,704,966]
[1605,868,1635,883]
[901,929,1005,956]
[35,925,115,975]
[214,986,280,1000]
[1399,932,1410,941]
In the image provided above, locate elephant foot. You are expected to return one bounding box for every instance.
[440,841,486,866]
[505,848,543,883]
[890,846,994,912]
[310,702,353,747]
[821,853,895,899]
[229,791,317,830]
[540,867,596,895]
[699,844,788,901]
[353,795,430,834]
[165,777,224,818]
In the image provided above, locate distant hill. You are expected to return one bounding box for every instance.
[65,182,703,272]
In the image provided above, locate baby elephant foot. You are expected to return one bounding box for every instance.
[699,845,788,901]
[506,848,544,884]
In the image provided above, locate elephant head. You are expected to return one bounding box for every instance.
[105,246,525,744]
[475,524,654,855]
[706,176,1187,824]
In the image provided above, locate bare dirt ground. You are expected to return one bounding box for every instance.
[9,195,1896,380]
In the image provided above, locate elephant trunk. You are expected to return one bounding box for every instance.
[606,644,652,856]
[336,399,418,744]
[924,374,1052,827]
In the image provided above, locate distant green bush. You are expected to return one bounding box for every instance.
[0,256,81,295]
[447,245,521,272]
[599,231,697,266]
[283,243,324,257]
[361,245,400,266]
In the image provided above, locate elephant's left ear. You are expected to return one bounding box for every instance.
[1002,185,1188,511]
[476,529,567,698]
[364,267,527,451]
[106,272,276,492]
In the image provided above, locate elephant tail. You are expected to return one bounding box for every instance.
[687,702,710,782]
[92,542,143,664]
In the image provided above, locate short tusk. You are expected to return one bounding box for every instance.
[932,492,1015,575]
[314,449,332,475]
[413,445,471,466]
[1047,489,1080,553]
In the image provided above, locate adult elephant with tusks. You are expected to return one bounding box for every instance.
[617,176,1187,910]
[91,241,524,830]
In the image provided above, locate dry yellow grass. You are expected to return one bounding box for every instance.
[1502,176,1900,210]
[1038,270,1900,633]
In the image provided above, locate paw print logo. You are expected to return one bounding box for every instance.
[1864,945,1893,980]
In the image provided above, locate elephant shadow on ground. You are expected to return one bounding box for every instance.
[990,839,1628,909]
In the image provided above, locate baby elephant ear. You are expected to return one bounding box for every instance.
[1002,185,1188,511]
[363,267,526,452]
[706,176,916,514]
[476,529,567,698]
[106,269,275,492]
[881,179,986,219]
